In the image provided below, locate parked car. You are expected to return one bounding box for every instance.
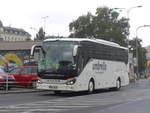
[0,68,16,89]
[9,66,40,88]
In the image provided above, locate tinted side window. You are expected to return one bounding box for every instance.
[78,54,84,74]
[21,68,32,74]
[31,67,37,74]
[10,68,21,74]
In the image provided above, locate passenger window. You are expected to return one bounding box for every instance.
[78,55,84,73]
[21,68,31,74]
[31,67,37,74]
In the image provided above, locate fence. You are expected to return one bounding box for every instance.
[0,78,38,93]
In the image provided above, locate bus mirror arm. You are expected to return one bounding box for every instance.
[73,45,79,57]
[31,45,43,56]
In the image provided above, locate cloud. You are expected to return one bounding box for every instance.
[0,0,150,46]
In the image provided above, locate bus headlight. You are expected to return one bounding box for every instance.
[37,80,43,84]
[66,77,76,85]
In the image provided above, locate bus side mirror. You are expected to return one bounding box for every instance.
[31,45,42,62]
[73,45,79,57]
[31,45,36,56]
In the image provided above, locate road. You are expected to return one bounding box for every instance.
[0,91,60,106]
[0,79,150,113]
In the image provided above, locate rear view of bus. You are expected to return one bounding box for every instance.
[31,38,129,94]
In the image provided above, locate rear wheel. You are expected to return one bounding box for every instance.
[115,79,121,90]
[110,79,121,91]
[88,80,94,94]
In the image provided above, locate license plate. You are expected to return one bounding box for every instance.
[46,79,65,84]
[49,85,58,89]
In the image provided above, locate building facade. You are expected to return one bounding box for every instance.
[0,20,31,41]
[0,41,41,71]
[146,46,150,60]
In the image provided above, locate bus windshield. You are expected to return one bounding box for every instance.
[38,41,78,75]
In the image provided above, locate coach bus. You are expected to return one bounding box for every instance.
[31,38,129,94]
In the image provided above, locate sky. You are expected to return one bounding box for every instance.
[0,0,150,47]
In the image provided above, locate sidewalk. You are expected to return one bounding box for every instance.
[126,78,150,90]
[0,87,45,94]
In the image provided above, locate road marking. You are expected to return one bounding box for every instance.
[2,88,150,113]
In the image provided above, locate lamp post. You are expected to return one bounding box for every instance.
[136,25,150,78]
[41,16,49,34]
[114,6,142,81]
[114,5,142,44]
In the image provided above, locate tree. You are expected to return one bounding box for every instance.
[129,38,147,74]
[69,6,129,47]
[35,27,45,41]
[69,12,94,38]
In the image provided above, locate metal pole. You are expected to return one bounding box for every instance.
[136,25,150,79]
[135,36,139,78]
[114,5,142,82]
[41,16,49,34]
[6,75,8,93]
[114,5,142,46]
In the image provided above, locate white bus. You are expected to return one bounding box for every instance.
[31,38,129,94]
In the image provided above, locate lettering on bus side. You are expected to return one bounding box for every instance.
[92,61,107,73]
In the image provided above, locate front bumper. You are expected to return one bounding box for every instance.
[37,83,78,91]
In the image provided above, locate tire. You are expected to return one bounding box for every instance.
[112,79,121,91]
[88,80,94,94]
[116,79,121,90]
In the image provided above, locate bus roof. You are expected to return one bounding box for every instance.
[44,38,127,50]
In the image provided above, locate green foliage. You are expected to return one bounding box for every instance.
[35,27,45,41]
[69,6,129,47]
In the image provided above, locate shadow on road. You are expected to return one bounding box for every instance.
[39,88,119,97]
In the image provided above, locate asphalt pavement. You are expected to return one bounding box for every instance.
[1,79,150,113]
[0,87,46,94]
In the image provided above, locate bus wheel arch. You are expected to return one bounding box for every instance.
[88,78,95,94]
[110,77,121,91]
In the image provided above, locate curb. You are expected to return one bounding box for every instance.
[0,88,48,94]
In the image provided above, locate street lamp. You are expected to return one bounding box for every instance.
[114,5,142,19]
[114,6,142,82]
[127,6,142,19]
[114,5,142,44]
[136,25,150,78]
